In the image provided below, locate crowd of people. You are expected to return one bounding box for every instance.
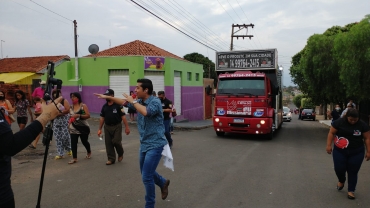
[0,79,176,208]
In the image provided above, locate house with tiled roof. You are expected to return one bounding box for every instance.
[0,55,70,105]
[50,40,205,121]
[0,55,70,85]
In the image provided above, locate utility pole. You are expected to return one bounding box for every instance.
[208,65,210,79]
[230,24,254,51]
[1,40,5,59]
[73,20,79,80]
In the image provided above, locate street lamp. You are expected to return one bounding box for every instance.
[279,65,284,71]
[0,40,4,59]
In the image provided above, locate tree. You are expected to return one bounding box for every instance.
[293,94,304,108]
[333,16,370,100]
[290,20,361,106]
[183,52,216,83]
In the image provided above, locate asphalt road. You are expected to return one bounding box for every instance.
[10,114,370,208]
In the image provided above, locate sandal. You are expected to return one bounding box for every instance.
[106,161,115,165]
[67,150,72,156]
[68,160,77,164]
[85,153,91,159]
[28,144,36,149]
[55,156,64,160]
[118,155,123,162]
[348,192,355,200]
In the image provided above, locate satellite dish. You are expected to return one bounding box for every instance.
[88,44,99,54]
[88,44,99,61]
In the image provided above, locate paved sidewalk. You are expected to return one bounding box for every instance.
[90,112,213,130]
[316,115,331,128]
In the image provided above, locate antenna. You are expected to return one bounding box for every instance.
[88,44,99,61]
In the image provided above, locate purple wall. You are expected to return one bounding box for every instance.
[181,86,203,121]
[61,86,204,121]
[61,86,109,113]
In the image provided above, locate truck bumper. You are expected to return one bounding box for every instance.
[213,116,273,134]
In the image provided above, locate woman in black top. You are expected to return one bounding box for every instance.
[326,108,370,200]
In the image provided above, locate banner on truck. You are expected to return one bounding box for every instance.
[216,49,276,70]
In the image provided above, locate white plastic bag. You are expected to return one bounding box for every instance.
[161,144,174,171]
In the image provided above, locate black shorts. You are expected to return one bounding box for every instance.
[17,117,28,124]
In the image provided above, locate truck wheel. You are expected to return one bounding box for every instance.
[266,130,273,140]
[216,131,225,137]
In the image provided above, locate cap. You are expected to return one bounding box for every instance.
[104,89,114,95]
[40,80,46,85]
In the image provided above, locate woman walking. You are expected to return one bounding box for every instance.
[326,108,370,200]
[68,92,91,164]
[14,90,33,131]
[0,90,15,125]
[52,89,72,159]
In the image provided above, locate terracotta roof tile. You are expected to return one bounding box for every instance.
[0,55,70,73]
[85,40,184,60]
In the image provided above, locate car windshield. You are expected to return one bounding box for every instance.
[283,107,290,113]
[217,78,265,96]
[303,109,313,113]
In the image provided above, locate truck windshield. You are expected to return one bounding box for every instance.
[217,78,265,96]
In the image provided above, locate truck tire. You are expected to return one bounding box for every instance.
[216,131,225,137]
[266,130,273,140]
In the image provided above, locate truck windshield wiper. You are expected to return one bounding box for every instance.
[236,93,254,96]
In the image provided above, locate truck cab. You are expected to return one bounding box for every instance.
[213,49,283,139]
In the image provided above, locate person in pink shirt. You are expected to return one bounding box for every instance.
[31,80,46,103]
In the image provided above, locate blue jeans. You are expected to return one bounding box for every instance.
[140,146,167,208]
[163,119,173,146]
[170,117,174,132]
[332,145,365,192]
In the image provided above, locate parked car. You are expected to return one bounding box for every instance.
[300,109,316,121]
[283,107,292,122]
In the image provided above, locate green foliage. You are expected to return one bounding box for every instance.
[301,98,314,109]
[333,17,370,100]
[183,53,217,85]
[291,15,370,105]
[293,94,304,108]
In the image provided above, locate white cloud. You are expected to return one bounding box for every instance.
[1,0,369,85]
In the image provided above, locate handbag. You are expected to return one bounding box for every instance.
[9,114,16,123]
[171,108,177,117]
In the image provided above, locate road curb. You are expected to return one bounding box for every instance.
[173,125,213,131]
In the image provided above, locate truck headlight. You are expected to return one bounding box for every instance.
[260,120,265,124]
[215,118,220,122]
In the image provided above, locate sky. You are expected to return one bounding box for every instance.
[0,0,369,86]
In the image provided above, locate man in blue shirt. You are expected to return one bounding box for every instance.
[94,78,170,208]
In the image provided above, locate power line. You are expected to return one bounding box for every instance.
[136,0,223,51]
[216,0,236,23]
[235,0,263,48]
[9,0,71,25]
[163,0,229,50]
[168,0,230,50]
[226,0,243,24]
[29,0,73,22]
[147,0,224,51]
[128,0,218,51]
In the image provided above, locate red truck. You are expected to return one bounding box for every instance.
[213,49,283,139]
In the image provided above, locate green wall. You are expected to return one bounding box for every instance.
[47,56,203,87]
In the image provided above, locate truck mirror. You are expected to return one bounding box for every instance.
[205,85,212,95]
